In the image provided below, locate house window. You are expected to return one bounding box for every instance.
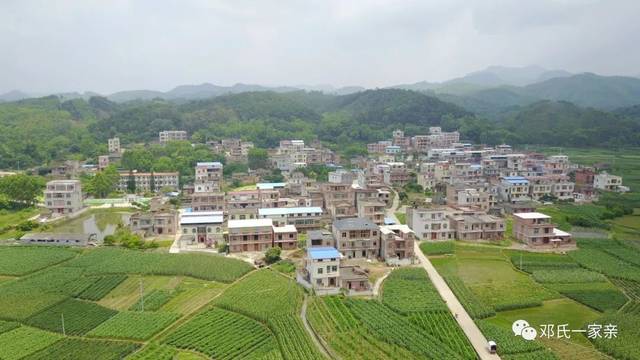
[318,268,323,274]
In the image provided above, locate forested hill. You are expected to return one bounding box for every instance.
[1,88,640,170]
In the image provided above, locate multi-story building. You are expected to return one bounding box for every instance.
[550,177,575,200]
[108,137,121,153]
[130,210,177,236]
[189,192,225,212]
[194,162,223,192]
[257,206,324,231]
[44,180,83,215]
[406,207,454,241]
[98,155,110,171]
[449,214,505,241]
[332,217,380,259]
[117,172,179,193]
[303,247,341,291]
[307,230,335,248]
[446,183,494,211]
[227,218,297,252]
[321,183,355,219]
[574,168,595,195]
[544,155,570,175]
[499,176,530,203]
[179,211,224,247]
[226,189,281,220]
[594,172,623,191]
[328,169,354,184]
[356,200,386,225]
[512,212,572,247]
[385,162,410,186]
[159,130,187,144]
[379,224,415,261]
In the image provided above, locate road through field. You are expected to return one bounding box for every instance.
[414,242,501,360]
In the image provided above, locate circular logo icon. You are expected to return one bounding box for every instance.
[521,326,538,341]
[512,319,530,336]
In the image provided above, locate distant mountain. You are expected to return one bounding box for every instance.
[522,73,640,109]
[435,87,539,117]
[449,65,572,87]
[107,89,166,102]
[0,90,31,102]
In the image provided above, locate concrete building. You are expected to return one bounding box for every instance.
[332,217,380,259]
[227,218,297,252]
[499,176,530,203]
[304,247,341,290]
[449,214,505,241]
[44,180,83,215]
[307,230,335,248]
[117,172,179,193]
[257,206,324,231]
[356,200,386,225]
[379,224,415,261]
[159,130,187,144]
[108,137,120,153]
[594,172,623,191]
[406,207,454,241]
[189,192,225,212]
[194,162,223,192]
[328,169,354,184]
[512,212,572,247]
[130,210,177,236]
[179,211,224,247]
[98,155,110,171]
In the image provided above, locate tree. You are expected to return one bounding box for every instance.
[264,247,282,264]
[127,170,136,193]
[248,148,269,169]
[0,174,45,206]
[90,165,120,198]
[149,171,156,193]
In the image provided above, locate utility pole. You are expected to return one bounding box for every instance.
[520,253,523,270]
[61,313,66,336]
[139,278,144,312]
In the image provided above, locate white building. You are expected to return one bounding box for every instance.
[257,206,323,231]
[195,162,223,192]
[179,211,224,247]
[305,247,341,291]
[44,180,83,215]
[406,207,454,241]
[159,130,187,144]
[108,137,120,154]
[594,172,624,191]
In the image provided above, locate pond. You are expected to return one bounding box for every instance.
[47,211,131,241]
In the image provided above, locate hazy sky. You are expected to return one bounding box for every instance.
[1,0,639,94]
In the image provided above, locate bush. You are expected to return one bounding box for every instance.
[264,247,281,264]
[16,220,39,231]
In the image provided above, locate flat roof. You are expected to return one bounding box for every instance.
[308,247,341,260]
[513,212,551,219]
[228,218,273,228]
[180,215,223,225]
[256,182,287,190]
[333,217,379,231]
[196,162,223,167]
[273,225,297,233]
[553,228,571,237]
[258,207,322,216]
[181,210,224,217]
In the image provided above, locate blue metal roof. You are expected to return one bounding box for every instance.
[308,247,340,260]
[384,217,397,225]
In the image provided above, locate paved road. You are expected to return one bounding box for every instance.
[414,242,501,360]
[385,188,401,223]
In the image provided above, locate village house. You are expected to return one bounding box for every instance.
[594,172,624,191]
[108,137,121,153]
[227,189,281,220]
[499,176,531,203]
[189,192,225,212]
[379,224,415,262]
[445,183,494,211]
[298,247,372,295]
[406,207,454,241]
[321,182,356,219]
[227,218,298,252]
[512,212,572,247]
[117,172,179,193]
[44,179,83,215]
[159,130,187,144]
[257,206,324,231]
[448,213,505,241]
[130,209,177,236]
[179,211,224,247]
[574,168,596,195]
[356,200,386,225]
[332,217,380,259]
[307,230,335,248]
[194,162,223,192]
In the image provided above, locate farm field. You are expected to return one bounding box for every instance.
[89,311,179,340]
[431,245,558,311]
[163,307,281,359]
[0,245,266,359]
